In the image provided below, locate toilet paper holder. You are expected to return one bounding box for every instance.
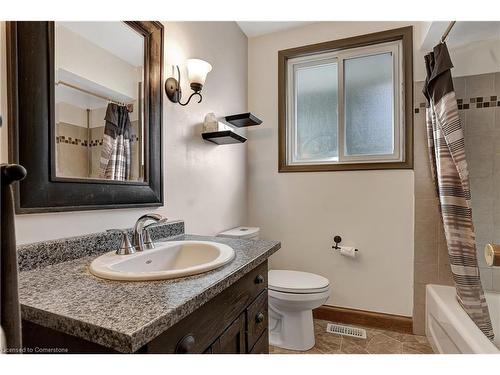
[332,235,358,251]
[485,243,500,266]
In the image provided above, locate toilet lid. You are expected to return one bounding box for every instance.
[268,270,330,294]
[218,226,260,239]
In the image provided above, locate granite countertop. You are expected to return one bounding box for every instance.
[18,234,280,353]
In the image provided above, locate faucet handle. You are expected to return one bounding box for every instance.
[142,227,155,250]
[142,217,168,250]
[141,218,168,250]
[107,229,136,255]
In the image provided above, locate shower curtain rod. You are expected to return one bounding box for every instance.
[56,80,130,107]
[440,21,456,43]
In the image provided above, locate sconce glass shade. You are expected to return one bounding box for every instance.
[186,59,212,88]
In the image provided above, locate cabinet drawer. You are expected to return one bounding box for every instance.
[146,261,268,353]
[246,290,268,350]
[249,330,269,354]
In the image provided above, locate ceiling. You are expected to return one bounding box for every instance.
[57,22,144,67]
[237,21,500,45]
[236,21,314,38]
[421,21,500,51]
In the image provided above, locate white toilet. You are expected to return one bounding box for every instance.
[218,226,331,351]
[268,270,330,351]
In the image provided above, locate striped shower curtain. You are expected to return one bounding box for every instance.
[423,43,494,340]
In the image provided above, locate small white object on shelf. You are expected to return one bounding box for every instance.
[203,112,232,133]
[203,112,218,133]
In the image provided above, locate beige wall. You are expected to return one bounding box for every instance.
[56,102,87,127]
[246,22,426,317]
[0,21,248,244]
[56,24,141,99]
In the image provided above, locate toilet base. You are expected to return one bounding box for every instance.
[269,306,316,351]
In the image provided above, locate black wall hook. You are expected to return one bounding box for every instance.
[332,235,342,249]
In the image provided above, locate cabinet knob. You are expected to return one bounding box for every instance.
[255,312,265,324]
[254,275,265,284]
[175,334,196,353]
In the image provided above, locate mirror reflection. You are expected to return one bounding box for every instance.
[54,21,145,182]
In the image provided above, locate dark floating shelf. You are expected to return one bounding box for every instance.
[202,130,247,145]
[224,112,263,127]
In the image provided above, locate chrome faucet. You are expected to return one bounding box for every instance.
[133,214,168,251]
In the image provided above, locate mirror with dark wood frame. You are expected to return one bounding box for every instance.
[7,21,163,213]
[53,22,146,183]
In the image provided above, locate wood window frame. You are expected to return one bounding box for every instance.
[278,26,413,172]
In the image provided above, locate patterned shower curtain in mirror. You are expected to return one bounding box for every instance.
[423,43,494,340]
[100,103,132,180]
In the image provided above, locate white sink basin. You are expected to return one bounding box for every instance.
[89,240,235,281]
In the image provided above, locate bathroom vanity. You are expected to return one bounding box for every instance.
[16,221,280,353]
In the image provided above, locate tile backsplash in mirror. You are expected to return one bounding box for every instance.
[55,116,142,180]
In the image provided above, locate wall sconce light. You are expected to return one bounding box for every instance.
[165,58,212,106]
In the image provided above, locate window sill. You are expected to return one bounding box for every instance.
[278,160,413,172]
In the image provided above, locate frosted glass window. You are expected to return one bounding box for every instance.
[284,38,405,170]
[344,53,394,156]
[295,63,338,162]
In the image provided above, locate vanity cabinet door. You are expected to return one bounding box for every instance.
[249,330,269,354]
[210,313,246,354]
[246,290,268,350]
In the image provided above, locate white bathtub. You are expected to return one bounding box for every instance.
[426,284,500,353]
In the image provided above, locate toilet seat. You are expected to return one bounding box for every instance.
[269,287,331,302]
[269,270,330,294]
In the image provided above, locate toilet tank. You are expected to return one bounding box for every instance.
[218,226,260,240]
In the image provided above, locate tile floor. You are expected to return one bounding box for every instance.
[270,319,434,354]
